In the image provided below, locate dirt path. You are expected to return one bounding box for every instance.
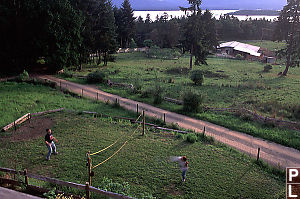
[39,75,300,169]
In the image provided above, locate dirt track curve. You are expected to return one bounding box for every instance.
[39,75,300,169]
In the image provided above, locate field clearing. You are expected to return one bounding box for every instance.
[241,40,286,52]
[61,48,300,150]
[0,111,285,198]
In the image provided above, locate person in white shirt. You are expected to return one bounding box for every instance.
[170,156,189,182]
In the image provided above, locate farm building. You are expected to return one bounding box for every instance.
[217,41,263,61]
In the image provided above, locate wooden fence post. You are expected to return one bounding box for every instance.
[257,148,261,161]
[142,111,145,136]
[163,113,166,123]
[87,151,91,186]
[86,182,90,199]
[82,89,84,97]
[14,121,16,132]
[28,114,30,124]
[136,104,139,115]
[203,126,206,136]
[24,169,28,186]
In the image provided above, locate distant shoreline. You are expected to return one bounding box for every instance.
[135,9,236,12]
[227,10,280,16]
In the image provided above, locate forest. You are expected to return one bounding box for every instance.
[0,0,299,75]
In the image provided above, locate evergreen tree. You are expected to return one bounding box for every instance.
[94,0,117,66]
[275,0,300,75]
[118,0,136,48]
[180,0,218,69]
[0,0,84,74]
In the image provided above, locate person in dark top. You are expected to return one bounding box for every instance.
[45,128,58,160]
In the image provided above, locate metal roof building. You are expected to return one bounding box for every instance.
[218,41,262,57]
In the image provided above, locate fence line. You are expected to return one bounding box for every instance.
[2,113,31,132]
[0,167,135,199]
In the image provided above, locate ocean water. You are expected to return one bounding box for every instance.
[134,10,278,21]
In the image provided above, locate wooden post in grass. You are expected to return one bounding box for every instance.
[24,169,28,186]
[136,104,139,115]
[203,126,206,136]
[14,121,16,132]
[163,113,166,123]
[82,89,84,97]
[142,110,145,136]
[86,182,90,199]
[257,148,261,161]
[87,151,92,186]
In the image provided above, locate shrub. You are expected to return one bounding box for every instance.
[140,88,152,98]
[186,133,198,143]
[182,90,203,113]
[98,177,130,196]
[190,70,204,85]
[130,38,137,48]
[143,39,153,48]
[152,84,164,104]
[133,79,142,94]
[263,64,273,72]
[59,69,73,78]
[108,55,116,62]
[292,105,300,120]
[235,54,244,60]
[87,71,106,84]
[18,70,30,81]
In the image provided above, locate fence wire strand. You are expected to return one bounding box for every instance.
[91,113,143,168]
[90,113,142,156]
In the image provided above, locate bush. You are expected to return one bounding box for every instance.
[190,70,204,85]
[87,71,106,84]
[152,84,164,104]
[235,54,244,60]
[140,88,152,98]
[18,70,30,81]
[292,105,300,120]
[98,177,130,196]
[182,90,203,113]
[130,38,137,48]
[263,64,273,72]
[59,69,73,78]
[133,79,142,94]
[143,39,153,48]
[186,133,198,143]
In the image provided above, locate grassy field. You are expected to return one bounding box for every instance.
[241,40,286,52]
[0,81,137,129]
[0,82,285,199]
[0,81,286,198]
[60,47,300,150]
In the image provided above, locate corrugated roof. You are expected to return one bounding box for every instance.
[218,41,261,57]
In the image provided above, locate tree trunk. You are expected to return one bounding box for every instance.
[97,51,101,65]
[190,45,193,70]
[283,54,290,76]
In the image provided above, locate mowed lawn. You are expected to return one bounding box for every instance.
[0,112,285,199]
[0,81,285,198]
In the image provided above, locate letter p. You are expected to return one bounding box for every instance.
[289,169,299,182]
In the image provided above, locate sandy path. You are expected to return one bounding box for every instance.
[39,75,300,169]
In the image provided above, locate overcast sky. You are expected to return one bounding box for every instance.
[112,0,286,10]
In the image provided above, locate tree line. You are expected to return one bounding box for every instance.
[0,0,299,75]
